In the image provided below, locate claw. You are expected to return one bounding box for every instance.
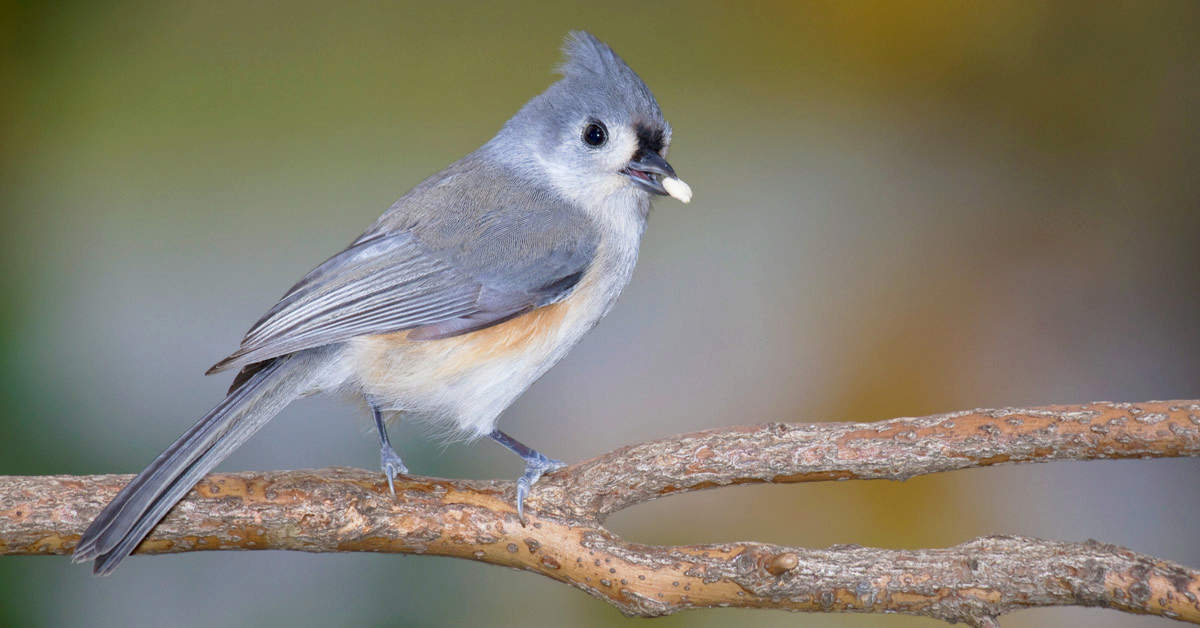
[488,429,566,523]
[514,452,566,523]
[380,444,408,497]
[371,404,407,497]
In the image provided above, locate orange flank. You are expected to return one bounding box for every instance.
[353,279,594,392]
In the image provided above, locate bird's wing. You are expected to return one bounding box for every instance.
[207,216,595,376]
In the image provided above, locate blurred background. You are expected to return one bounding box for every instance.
[2,1,1198,626]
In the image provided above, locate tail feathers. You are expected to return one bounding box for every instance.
[73,351,324,575]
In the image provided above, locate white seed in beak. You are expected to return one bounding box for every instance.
[662,176,692,204]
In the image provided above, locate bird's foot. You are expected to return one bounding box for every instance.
[514,452,566,523]
[380,444,408,496]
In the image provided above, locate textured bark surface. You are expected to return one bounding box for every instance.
[3,400,1199,625]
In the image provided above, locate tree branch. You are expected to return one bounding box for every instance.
[3,400,1199,625]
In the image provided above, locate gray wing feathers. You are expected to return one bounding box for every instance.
[208,232,481,373]
[208,156,600,376]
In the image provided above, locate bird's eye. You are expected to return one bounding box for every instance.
[582,122,607,147]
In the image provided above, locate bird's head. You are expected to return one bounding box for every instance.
[490,31,691,208]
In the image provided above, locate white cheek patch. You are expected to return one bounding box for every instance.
[608,129,639,172]
[662,176,692,203]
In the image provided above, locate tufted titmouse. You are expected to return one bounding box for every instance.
[73,31,690,574]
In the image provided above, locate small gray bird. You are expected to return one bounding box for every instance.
[73,31,690,574]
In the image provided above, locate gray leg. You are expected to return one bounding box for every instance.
[489,429,566,522]
[372,404,407,495]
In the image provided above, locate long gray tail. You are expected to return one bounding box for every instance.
[73,350,326,575]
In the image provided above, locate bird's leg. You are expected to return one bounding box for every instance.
[489,429,566,522]
[371,403,407,496]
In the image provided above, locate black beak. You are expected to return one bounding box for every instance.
[620,150,677,196]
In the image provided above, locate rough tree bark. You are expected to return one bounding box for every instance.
[2,400,1198,626]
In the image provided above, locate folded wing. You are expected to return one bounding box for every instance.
[208,214,595,378]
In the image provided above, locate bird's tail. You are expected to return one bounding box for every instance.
[73,349,327,575]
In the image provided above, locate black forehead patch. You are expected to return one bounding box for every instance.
[635,124,665,154]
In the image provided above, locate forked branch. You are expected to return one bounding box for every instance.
[2,400,1198,625]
